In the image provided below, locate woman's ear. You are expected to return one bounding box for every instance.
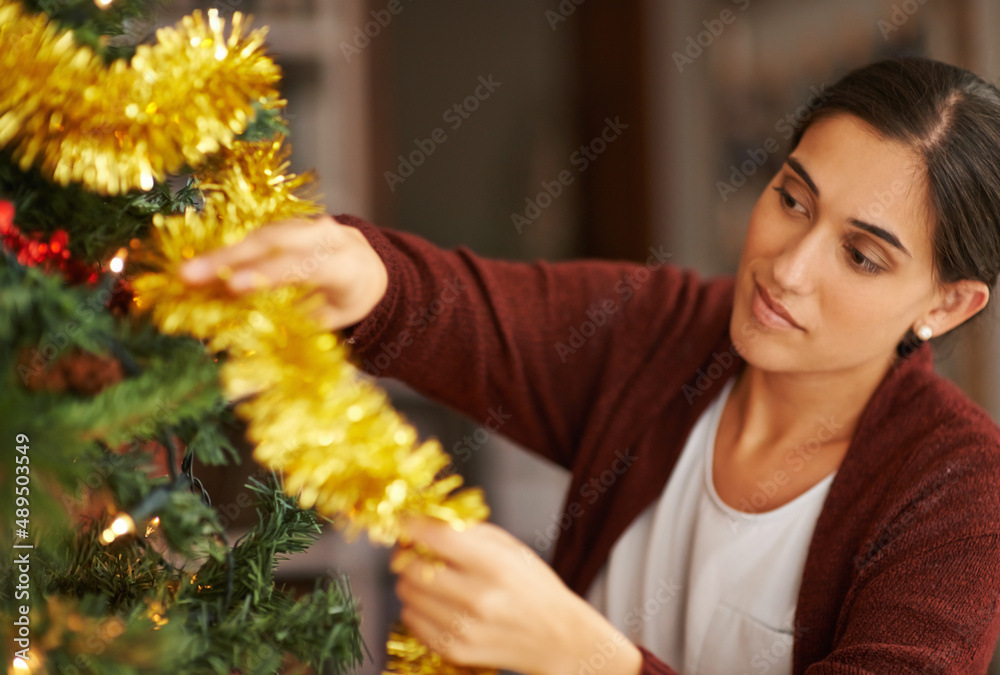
[922,279,990,337]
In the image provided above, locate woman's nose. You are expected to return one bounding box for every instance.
[771,226,824,296]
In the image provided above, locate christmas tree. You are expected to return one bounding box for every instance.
[0,1,365,672]
[0,1,493,672]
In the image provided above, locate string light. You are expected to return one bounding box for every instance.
[108,247,128,274]
[8,650,42,674]
[145,516,160,537]
[100,483,174,545]
[99,514,135,545]
[148,600,169,629]
[94,0,114,7]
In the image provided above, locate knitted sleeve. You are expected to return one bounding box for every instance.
[806,429,1000,673]
[334,214,698,471]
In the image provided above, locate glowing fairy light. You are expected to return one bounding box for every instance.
[145,516,160,537]
[10,648,43,673]
[94,0,113,7]
[99,514,135,545]
[108,247,128,274]
[103,489,171,545]
[148,601,169,629]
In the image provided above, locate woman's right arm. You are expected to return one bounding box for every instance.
[182,214,715,469]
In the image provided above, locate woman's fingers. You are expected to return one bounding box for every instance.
[394,551,471,608]
[398,593,483,663]
[399,518,479,570]
[224,251,311,292]
[391,518,595,672]
[400,517,538,577]
[180,217,332,285]
[176,214,388,332]
[180,232,275,285]
[393,539,511,667]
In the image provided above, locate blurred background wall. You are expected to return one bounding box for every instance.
[161,1,1000,672]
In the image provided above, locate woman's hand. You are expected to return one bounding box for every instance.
[393,517,643,675]
[179,216,388,331]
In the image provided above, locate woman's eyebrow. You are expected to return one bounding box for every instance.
[848,219,912,258]
[786,157,819,196]
[784,155,912,258]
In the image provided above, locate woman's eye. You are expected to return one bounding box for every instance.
[772,186,807,214]
[845,243,883,275]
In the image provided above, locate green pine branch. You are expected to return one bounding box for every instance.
[20,0,165,62]
[171,475,363,673]
[1,5,364,671]
[0,151,199,266]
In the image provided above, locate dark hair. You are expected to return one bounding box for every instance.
[789,57,1000,350]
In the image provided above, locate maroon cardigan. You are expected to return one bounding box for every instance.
[338,215,1000,674]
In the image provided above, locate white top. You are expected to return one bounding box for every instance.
[585,375,836,674]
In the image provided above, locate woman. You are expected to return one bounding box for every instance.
[182,57,1000,674]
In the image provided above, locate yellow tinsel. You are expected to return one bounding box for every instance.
[386,628,498,675]
[133,138,491,672]
[0,1,280,195]
[5,4,494,670]
[135,137,489,543]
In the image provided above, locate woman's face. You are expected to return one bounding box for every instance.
[731,112,941,376]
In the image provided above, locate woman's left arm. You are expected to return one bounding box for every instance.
[806,445,1000,674]
[807,532,1000,674]
[393,517,644,675]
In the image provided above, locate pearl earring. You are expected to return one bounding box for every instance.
[916,325,933,341]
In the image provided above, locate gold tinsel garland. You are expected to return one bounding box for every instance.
[0,4,494,672]
[0,0,281,195]
[133,137,489,545]
[133,137,493,675]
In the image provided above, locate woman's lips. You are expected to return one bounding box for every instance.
[751,281,805,331]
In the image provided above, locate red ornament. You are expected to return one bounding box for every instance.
[0,200,12,230]
[0,199,100,284]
